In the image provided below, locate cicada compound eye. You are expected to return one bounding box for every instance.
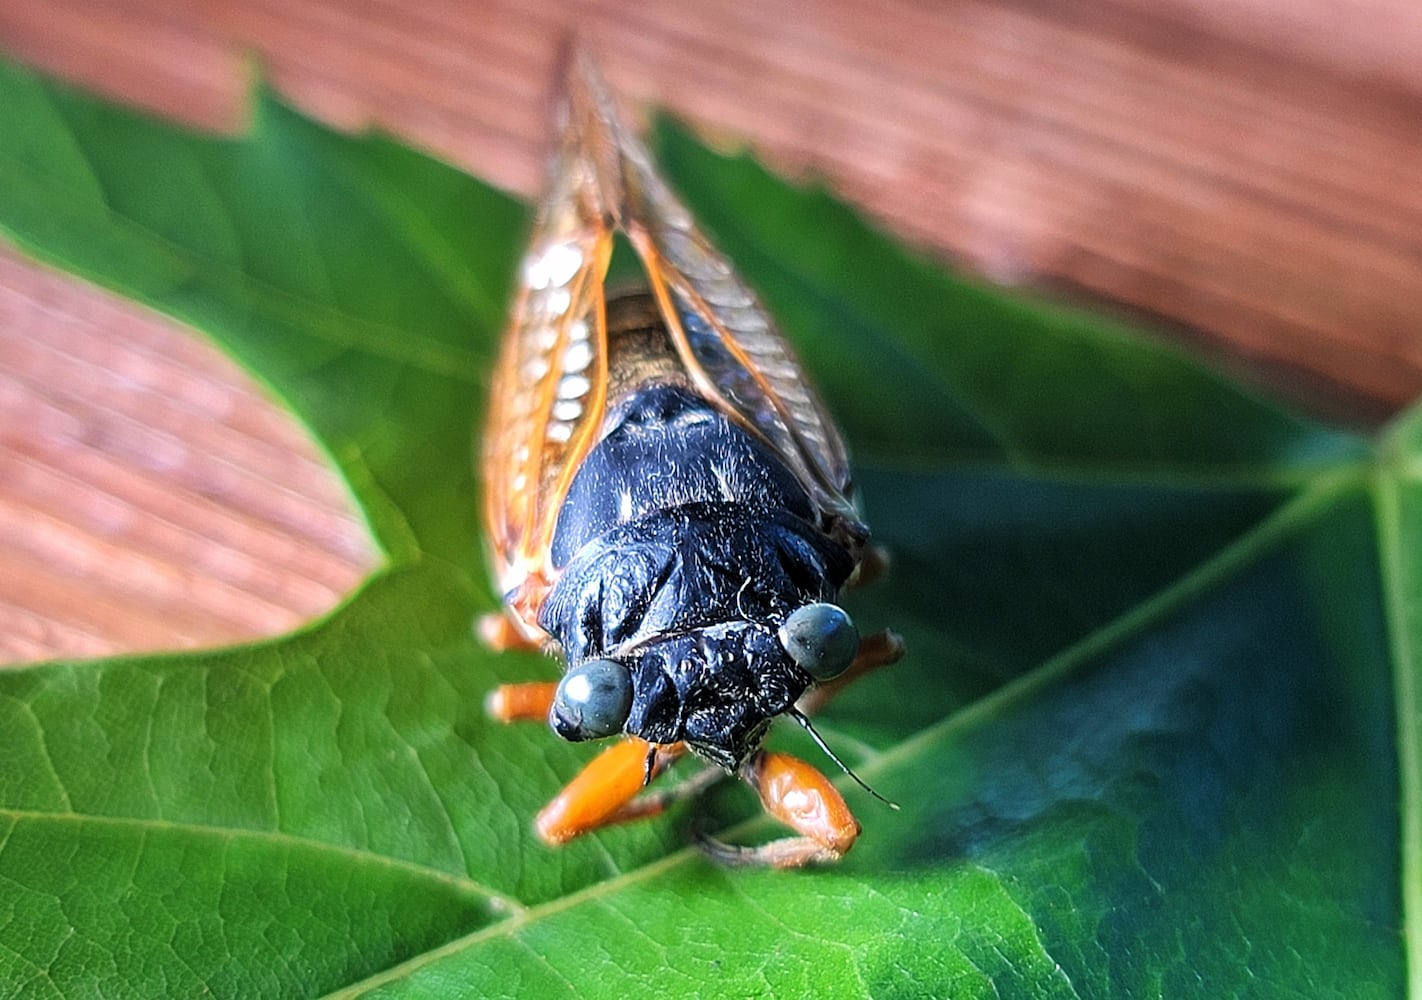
[549,658,633,741]
[779,603,859,681]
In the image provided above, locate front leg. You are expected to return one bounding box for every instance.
[696,632,904,868]
[698,751,860,868]
[536,737,698,844]
[487,684,717,845]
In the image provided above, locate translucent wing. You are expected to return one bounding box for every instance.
[565,50,861,536]
[482,73,617,632]
[484,49,865,635]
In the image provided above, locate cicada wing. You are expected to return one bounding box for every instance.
[558,50,861,540]
[638,217,862,534]
[486,49,868,631]
[482,81,617,632]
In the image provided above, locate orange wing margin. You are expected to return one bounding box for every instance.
[482,62,618,636]
[561,49,861,536]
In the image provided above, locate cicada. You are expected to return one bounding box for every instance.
[480,49,902,867]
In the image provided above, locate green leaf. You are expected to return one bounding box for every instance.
[0,58,1412,998]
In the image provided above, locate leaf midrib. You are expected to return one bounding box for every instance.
[1372,448,1422,997]
[0,807,524,916]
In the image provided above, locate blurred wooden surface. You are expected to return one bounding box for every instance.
[1,0,1420,664]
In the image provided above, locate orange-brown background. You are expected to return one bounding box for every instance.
[2,0,1420,663]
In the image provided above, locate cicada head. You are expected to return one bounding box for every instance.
[547,602,860,771]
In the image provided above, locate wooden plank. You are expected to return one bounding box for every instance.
[0,249,373,662]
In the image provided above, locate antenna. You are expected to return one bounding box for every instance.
[787,709,899,810]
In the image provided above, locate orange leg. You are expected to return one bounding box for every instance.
[536,738,701,844]
[477,612,546,653]
[486,684,712,845]
[699,751,860,868]
[485,681,559,723]
[695,631,902,867]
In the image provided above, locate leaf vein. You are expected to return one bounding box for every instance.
[0,808,524,914]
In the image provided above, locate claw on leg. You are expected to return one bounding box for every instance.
[698,751,860,868]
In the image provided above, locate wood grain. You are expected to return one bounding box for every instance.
[2,0,1420,663]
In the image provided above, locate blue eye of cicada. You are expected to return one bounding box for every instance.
[778,603,859,681]
[550,658,633,741]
